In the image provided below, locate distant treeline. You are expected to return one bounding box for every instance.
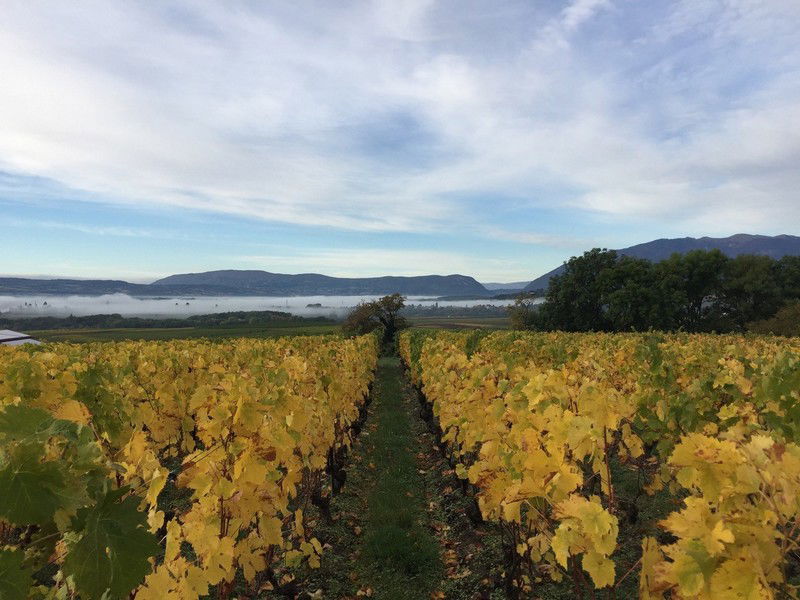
[511,249,800,335]
[1,310,333,331]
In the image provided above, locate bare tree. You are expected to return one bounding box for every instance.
[342,293,408,344]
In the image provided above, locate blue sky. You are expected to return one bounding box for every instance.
[1,1,799,283]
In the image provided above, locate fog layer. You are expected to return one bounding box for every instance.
[0,294,516,319]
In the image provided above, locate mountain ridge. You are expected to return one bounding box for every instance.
[0,271,489,297]
[524,233,800,292]
[152,270,488,296]
[3,234,798,297]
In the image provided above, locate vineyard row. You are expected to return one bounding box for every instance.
[0,334,379,600]
[400,329,800,599]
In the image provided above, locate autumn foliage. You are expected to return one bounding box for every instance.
[400,329,800,597]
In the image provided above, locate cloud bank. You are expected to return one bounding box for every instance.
[1,0,799,251]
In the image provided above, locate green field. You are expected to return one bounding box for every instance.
[24,315,509,344]
[30,322,340,343]
[407,315,510,330]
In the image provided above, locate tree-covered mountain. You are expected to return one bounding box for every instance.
[152,270,488,296]
[524,234,800,292]
[0,271,489,297]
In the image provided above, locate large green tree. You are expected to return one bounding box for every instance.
[603,256,670,331]
[657,249,729,330]
[777,255,800,301]
[540,248,619,331]
[715,254,783,330]
[513,247,799,334]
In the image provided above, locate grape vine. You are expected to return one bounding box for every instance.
[0,334,378,599]
[400,330,800,598]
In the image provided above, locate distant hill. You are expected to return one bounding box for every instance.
[481,281,531,291]
[0,278,147,296]
[523,234,800,292]
[0,270,489,297]
[153,270,488,296]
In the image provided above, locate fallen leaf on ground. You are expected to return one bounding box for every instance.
[356,586,374,597]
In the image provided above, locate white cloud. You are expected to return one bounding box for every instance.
[479,227,590,248]
[561,0,612,31]
[5,217,184,239]
[0,0,798,244]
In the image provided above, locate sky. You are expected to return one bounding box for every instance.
[1,0,799,283]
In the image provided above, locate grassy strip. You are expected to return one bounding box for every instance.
[30,323,339,342]
[402,379,507,600]
[360,356,443,598]
[283,355,442,600]
[408,316,510,330]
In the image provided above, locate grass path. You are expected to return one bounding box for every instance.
[296,354,504,600]
[298,356,442,600]
[359,356,443,598]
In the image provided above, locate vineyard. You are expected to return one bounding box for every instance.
[399,330,800,598]
[2,329,800,599]
[0,335,378,599]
